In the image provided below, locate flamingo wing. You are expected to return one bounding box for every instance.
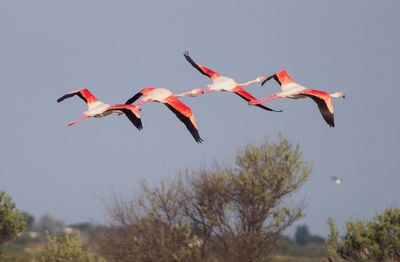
[105,105,143,130]
[163,96,203,143]
[125,92,144,105]
[300,89,335,127]
[125,88,156,105]
[184,51,221,80]
[262,70,294,87]
[233,87,282,112]
[261,73,281,86]
[57,89,98,104]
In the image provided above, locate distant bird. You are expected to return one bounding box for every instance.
[250,70,345,127]
[125,87,203,143]
[330,176,343,184]
[183,51,281,112]
[57,89,142,130]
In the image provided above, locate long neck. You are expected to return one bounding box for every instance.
[174,91,193,98]
[238,78,260,87]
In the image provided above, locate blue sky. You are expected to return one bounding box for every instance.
[1,1,399,236]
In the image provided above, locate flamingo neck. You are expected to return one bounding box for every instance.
[238,78,260,87]
[174,91,192,98]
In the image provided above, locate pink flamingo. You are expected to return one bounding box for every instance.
[184,51,281,112]
[250,70,345,127]
[57,89,142,130]
[125,87,203,143]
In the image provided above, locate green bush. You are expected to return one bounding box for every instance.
[327,206,400,261]
[0,190,27,252]
[30,232,105,262]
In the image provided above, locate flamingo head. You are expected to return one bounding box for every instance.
[189,88,203,97]
[256,76,267,82]
[331,92,345,99]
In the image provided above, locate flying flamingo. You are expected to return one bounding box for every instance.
[57,89,142,130]
[125,87,203,143]
[250,70,345,127]
[183,51,281,112]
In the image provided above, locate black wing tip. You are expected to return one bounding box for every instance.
[125,92,142,105]
[183,51,193,62]
[195,135,203,143]
[261,79,267,86]
[131,117,143,131]
[57,94,70,103]
[255,104,283,113]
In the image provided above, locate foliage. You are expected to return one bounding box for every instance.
[0,190,27,248]
[327,206,400,261]
[30,231,106,262]
[21,212,35,230]
[277,234,326,258]
[37,214,65,237]
[295,224,311,246]
[99,136,312,262]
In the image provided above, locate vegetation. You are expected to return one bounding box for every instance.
[0,190,27,254]
[327,206,400,261]
[29,232,106,262]
[98,137,313,261]
[278,226,326,258]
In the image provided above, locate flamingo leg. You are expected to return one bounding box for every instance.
[67,115,90,126]
[201,87,214,95]
[250,94,279,105]
[134,100,149,111]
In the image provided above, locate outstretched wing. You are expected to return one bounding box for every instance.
[105,104,143,130]
[233,87,282,112]
[125,88,155,105]
[300,89,335,127]
[125,92,143,105]
[262,73,280,86]
[57,89,98,104]
[262,70,294,87]
[163,96,203,143]
[184,51,221,80]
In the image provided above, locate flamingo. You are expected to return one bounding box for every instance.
[125,87,203,143]
[57,89,142,130]
[250,70,345,127]
[183,51,281,112]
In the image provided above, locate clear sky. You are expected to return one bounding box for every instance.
[1,1,399,236]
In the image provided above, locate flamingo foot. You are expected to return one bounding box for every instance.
[66,115,89,126]
[248,100,261,105]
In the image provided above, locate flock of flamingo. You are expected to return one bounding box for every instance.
[58,51,345,143]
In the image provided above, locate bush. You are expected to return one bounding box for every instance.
[327,206,400,261]
[99,137,312,262]
[0,190,27,252]
[30,231,106,262]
